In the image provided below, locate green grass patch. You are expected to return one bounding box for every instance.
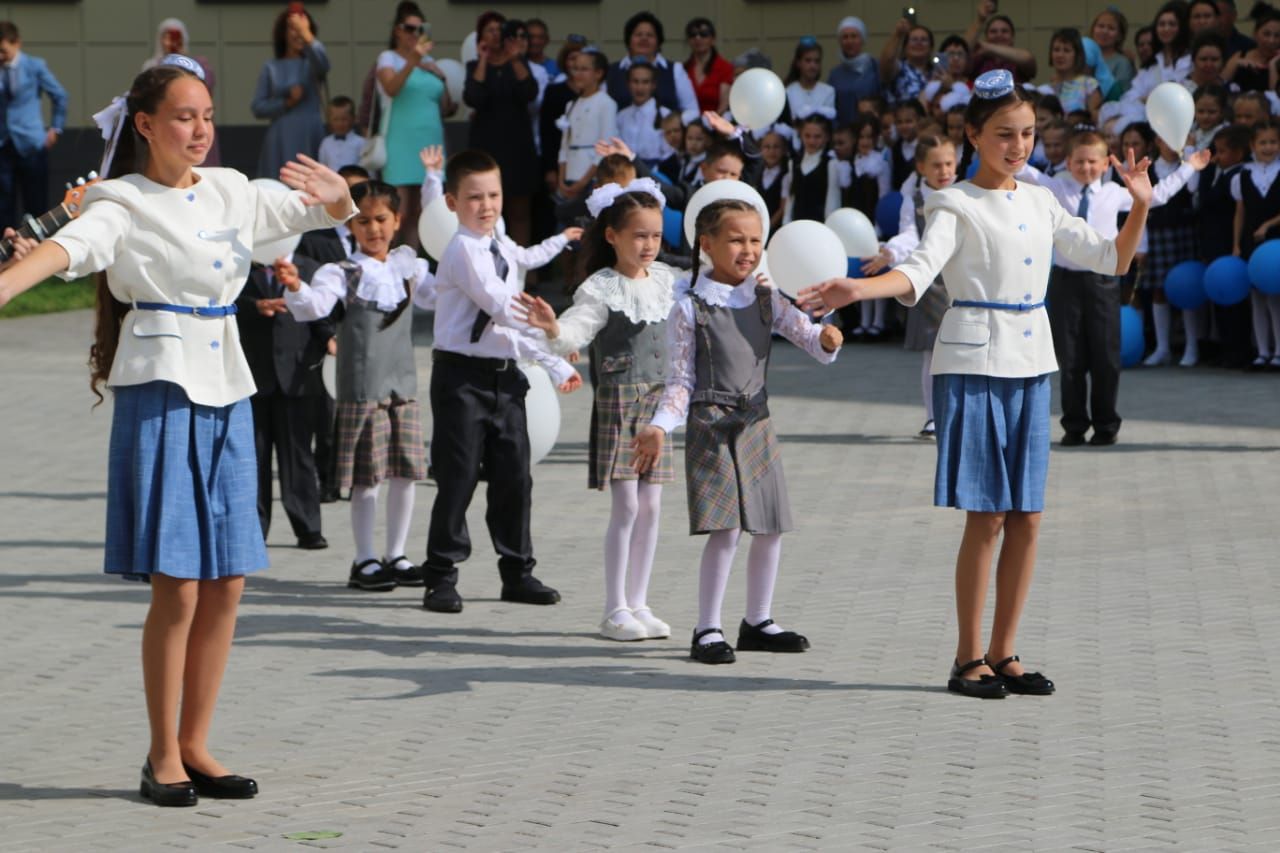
[0,276,95,319]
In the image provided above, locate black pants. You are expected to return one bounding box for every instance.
[0,140,48,229]
[252,392,322,540]
[313,390,337,492]
[1047,267,1121,438]
[425,356,535,587]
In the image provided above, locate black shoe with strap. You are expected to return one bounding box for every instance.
[735,618,810,652]
[947,658,1008,699]
[690,628,736,664]
[986,654,1055,695]
[347,558,396,591]
[384,556,424,587]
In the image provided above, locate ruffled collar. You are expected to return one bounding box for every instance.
[580,262,677,323]
[691,272,757,306]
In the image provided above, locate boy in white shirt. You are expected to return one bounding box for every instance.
[316,96,365,173]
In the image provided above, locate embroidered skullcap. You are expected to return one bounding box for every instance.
[973,69,1014,99]
[160,53,205,81]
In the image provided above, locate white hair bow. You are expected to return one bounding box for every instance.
[93,94,128,177]
[795,103,837,121]
[585,176,667,219]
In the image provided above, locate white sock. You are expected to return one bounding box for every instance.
[350,483,380,567]
[1152,301,1172,353]
[383,477,415,569]
[625,482,663,613]
[1181,309,1199,362]
[744,533,784,634]
[604,481,639,617]
[871,298,886,329]
[1252,290,1273,357]
[921,351,934,423]
[696,529,740,643]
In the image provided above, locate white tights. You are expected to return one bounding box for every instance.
[1251,290,1280,358]
[695,529,784,643]
[602,480,663,616]
[350,477,416,569]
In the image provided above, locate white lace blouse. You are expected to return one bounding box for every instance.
[548,262,679,355]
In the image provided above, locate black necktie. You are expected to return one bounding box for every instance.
[470,240,508,343]
[334,133,347,141]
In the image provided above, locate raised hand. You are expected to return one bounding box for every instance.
[702,111,736,137]
[280,154,353,214]
[1111,145,1153,207]
[1184,147,1213,171]
[561,226,584,242]
[513,292,560,337]
[594,136,634,160]
[419,144,444,173]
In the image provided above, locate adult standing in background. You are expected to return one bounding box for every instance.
[1218,0,1258,57]
[0,21,67,227]
[143,18,220,166]
[377,1,453,251]
[1090,8,1135,101]
[252,6,329,180]
[606,12,699,121]
[879,17,937,105]
[965,2,1038,84]
[683,18,733,115]
[526,18,558,77]
[829,17,880,126]
[465,11,539,246]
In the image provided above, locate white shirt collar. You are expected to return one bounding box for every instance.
[619,53,669,71]
[692,272,754,306]
[3,51,20,69]
[457,223,498,242]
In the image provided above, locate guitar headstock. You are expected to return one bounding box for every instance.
[61,172,101,219]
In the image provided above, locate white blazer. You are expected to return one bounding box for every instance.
[895,180,1117,379]
[52,167,352,406]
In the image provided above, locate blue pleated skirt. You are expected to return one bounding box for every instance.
[933,373,1051,513]
[105,381,268,580]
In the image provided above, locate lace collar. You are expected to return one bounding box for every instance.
[691,272,757,307]
[579,262,678,323]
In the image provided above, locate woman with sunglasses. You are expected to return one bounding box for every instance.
[683,18,733,114]
[377,1,454,250]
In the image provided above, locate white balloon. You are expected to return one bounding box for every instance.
[825,208,880,258]
[728,68,786,130]
[1146,82,1195,153]
[461,31,477,65]
[683,180,771,247]
[519,361,561,465]
[418,195,459,260]
[437,58,465,105]
[766,221,847,296]
[249,178,302,264]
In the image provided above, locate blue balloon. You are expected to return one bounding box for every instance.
[1119,304,1145,368]
[875,191,903,239]
[1204,255,1251,306]
[1163,260,1208,310]
[1248,239,1280,294]
[662,207,683,247]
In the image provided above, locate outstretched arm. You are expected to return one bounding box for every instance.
[0,241,71,310]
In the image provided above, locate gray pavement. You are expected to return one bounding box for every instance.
[3,308,1280,851]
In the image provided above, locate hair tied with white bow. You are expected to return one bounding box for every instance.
[795,103,837,122]
[93,94,129,177]
[585,177,666,219]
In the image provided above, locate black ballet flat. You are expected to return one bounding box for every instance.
[182,763,258,799]
[140,759,197,807]
[690,628,736,664]
[947,658,1008,699]
[987,654,1055,695]
[735,619,810,652]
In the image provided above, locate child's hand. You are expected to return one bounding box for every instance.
[256,297,288,317]
[557,372,582,393]
[594,136,633,160]
[513,292,560,337]
[1,227,37,266]
[861,248,892,275]
[419,144,444,173]
[1184,148,1212,171]
[798,277,861,313]
[567,350,581,363]
[702,110,736,137]
[1255,224,1270,240]
[327,337,337,356]
[1112,146,1153,207]
[631,425,664,475]
[274,258,302,292]
[561,226,584,242]
[819,324,843,353]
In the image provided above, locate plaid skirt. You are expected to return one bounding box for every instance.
[336,395,428,488]
[1143,224,1198,291]
[684,402,793,535]
[590,381,674,489]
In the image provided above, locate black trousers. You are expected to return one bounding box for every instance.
[425,357,535,587]
[1047,267,1121,438]
[251,391,322,540]
[0,140,48,229]
[313,390,337,492]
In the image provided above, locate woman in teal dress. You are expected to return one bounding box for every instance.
[376,2,455,249]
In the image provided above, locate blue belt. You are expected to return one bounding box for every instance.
[134,301,238,317]
[952,299,1044,312]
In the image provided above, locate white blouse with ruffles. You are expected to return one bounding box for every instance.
[547,261,679,356]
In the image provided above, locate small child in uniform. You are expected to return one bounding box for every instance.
[784,113,841,224]
[890,100,924,188]
[317,95,365,173]
[1144,132,1204,366]
[616,60,673,166]
[1232,120,1280,369]
[754,125,793,232]
[656,112,687,184]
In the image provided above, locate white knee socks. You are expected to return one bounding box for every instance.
[1147,301,1172,364]
[696,529,740,643]
[350,484,379,567]
[383,478,415,569]
[1256,290,1280,358]
[1180,308,1200,366]
[744,533,784,634]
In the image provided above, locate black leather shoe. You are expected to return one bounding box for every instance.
[690,628,736,664]
[423,584,463,613]
[987,654,1055,695]
[1088,432,1117,447]
[182,763,258,799]
[318,486,340,504]
[1060,432,1087,447]
[735,618,810,652]
[297,533,329,550]
[385,556,424,587]
[500,576,561,605]
[140,759,197,807]
[947,658,1008,699]
[347,558,396,591]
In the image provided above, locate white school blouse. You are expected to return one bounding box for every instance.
[286,246,436,317]
[51,167,353,407]
[547,262,679,355]
[895,181,1117,379]
[558,89,619,182]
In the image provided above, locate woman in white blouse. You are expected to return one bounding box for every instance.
[0,62,354,805]
[801,71,1154,701]
[1122,2,1193,103]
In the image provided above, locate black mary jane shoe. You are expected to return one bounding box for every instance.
[987,654,1055,695]
[385,556,425,588]
[347,558,396,591]
[140,759,198,807]
[735,619,810,653]
[947,658,1008,699]
[182,763,258,799]
[690,628,736,664]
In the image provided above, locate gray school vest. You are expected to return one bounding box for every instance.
[589,308,668,387]
[690,285,773,407]
[334,262,417,403]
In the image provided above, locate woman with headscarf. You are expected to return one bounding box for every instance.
[143,18,221,165]
[251,6,329,180]
[828,16,881,126]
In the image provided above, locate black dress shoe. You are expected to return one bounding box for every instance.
[1088,432,1117,447]
[140,759,197,807]
[690,628,736,664]
[947,658,1008,699]
[347,558,396,591]
[987,654,1055,695]
[384,556,425,587]
[318,486,340,504]
[735,618,810,652]
[297,533,329,550]
[1059,432,1087,447]
[500,576,561,605]
[423,584,463,613]
[182,763,258,799]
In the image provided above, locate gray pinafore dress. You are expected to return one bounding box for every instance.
[684,285,793,535]
[903,181,950,352]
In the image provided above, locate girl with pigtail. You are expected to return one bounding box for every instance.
[631,198,842,664]
[0,58,355,804]
[515,179,677,642]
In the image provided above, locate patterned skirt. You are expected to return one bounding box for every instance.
[684,402,793,535]
[336,395,428,488]
[590,381,674,489]
[1143,224,1198,291]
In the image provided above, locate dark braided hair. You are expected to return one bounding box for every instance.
[580,190,665,292]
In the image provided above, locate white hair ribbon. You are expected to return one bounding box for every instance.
[795,103,837,121]
[93,94,129,177]
[585,176,667,219]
